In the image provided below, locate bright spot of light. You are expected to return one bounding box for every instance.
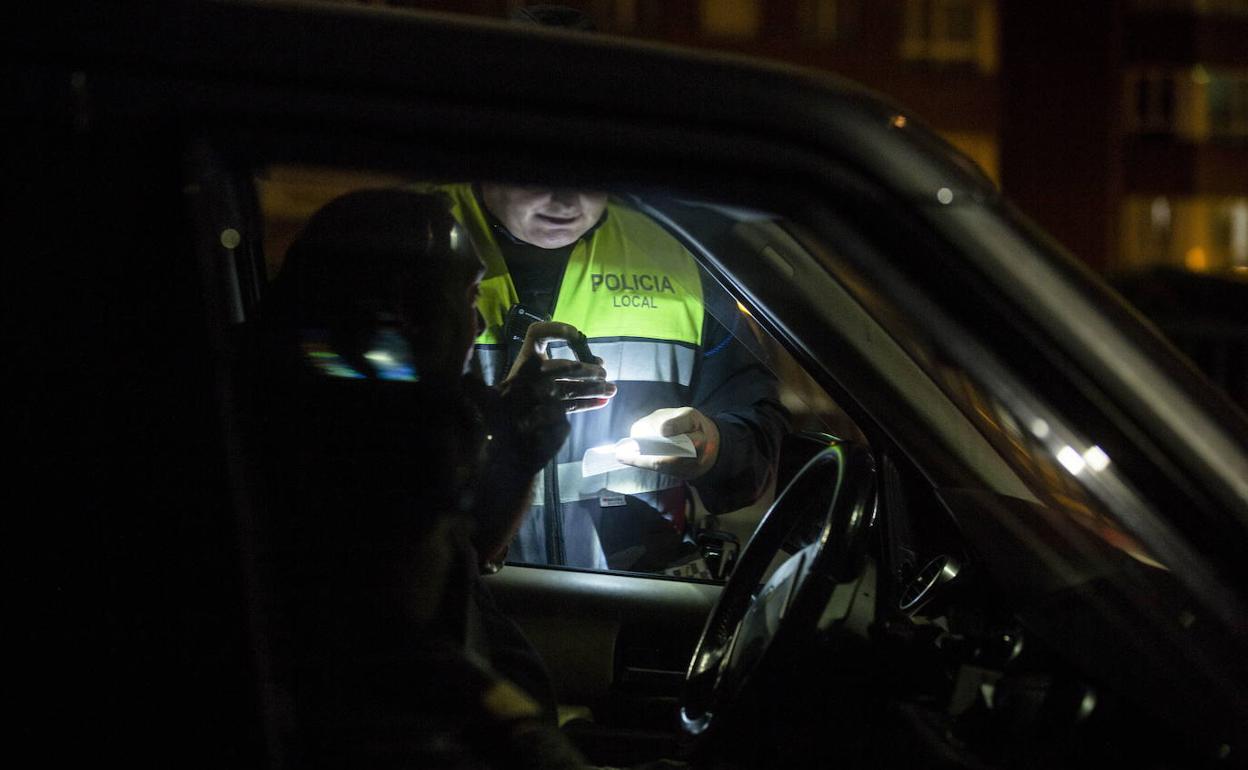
[1185,247,1208,271]
[1029,418,1051,438]
[1230,200,1247,262]
[891,114,908,128]
[1084,445,1110,472]
[365,350,395,365]
[1077,690,1098,720]
[736,300,753,317]
[1057,445,1086,475]
[937,187,954,205]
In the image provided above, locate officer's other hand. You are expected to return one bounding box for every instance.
[505,321,617,414]
[616,406,720,480]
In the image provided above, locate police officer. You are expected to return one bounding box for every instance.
[440,182,790,571]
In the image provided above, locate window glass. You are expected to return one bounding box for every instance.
[252,165,860,582]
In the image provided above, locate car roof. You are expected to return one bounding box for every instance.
[23,0,997,204]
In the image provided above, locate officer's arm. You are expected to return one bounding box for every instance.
[689,312,790,515]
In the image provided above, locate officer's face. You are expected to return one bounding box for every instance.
[480,184,607,249]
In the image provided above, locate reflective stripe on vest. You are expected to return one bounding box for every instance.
[531,461,679,505]
[473,338,699,391]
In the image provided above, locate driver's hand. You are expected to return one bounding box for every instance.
[493,321,617,473]
[505,321,617,414]
[616,406,720,480]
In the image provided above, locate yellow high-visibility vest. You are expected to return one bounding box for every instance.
[436,184,705,387]
[437,184,710,567]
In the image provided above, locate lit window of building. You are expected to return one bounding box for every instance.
[699,0,761,39]
[1126,66,1248,141]
[901,0,997,73]
[1122,196,1248,272]
[1217,199,1248,269]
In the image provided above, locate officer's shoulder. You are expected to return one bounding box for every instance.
[606,200,689,251]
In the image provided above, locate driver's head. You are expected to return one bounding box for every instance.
[269,188,484,382]
[257,189,485,632]
[479,185,607,249]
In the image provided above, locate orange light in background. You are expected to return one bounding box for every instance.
[891,114,908,129]
[699,0,760,39]
[1184,247,1209,271]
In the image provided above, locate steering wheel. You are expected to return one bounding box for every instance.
[679,441,876,741]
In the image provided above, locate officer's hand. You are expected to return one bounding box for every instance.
[505,321,616,414]
[616,407,720,480]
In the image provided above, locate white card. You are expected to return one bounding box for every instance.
[581,433,697,477]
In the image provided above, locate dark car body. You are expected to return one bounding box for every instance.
[10,2,1248,768]
[1111,267,1248,408]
